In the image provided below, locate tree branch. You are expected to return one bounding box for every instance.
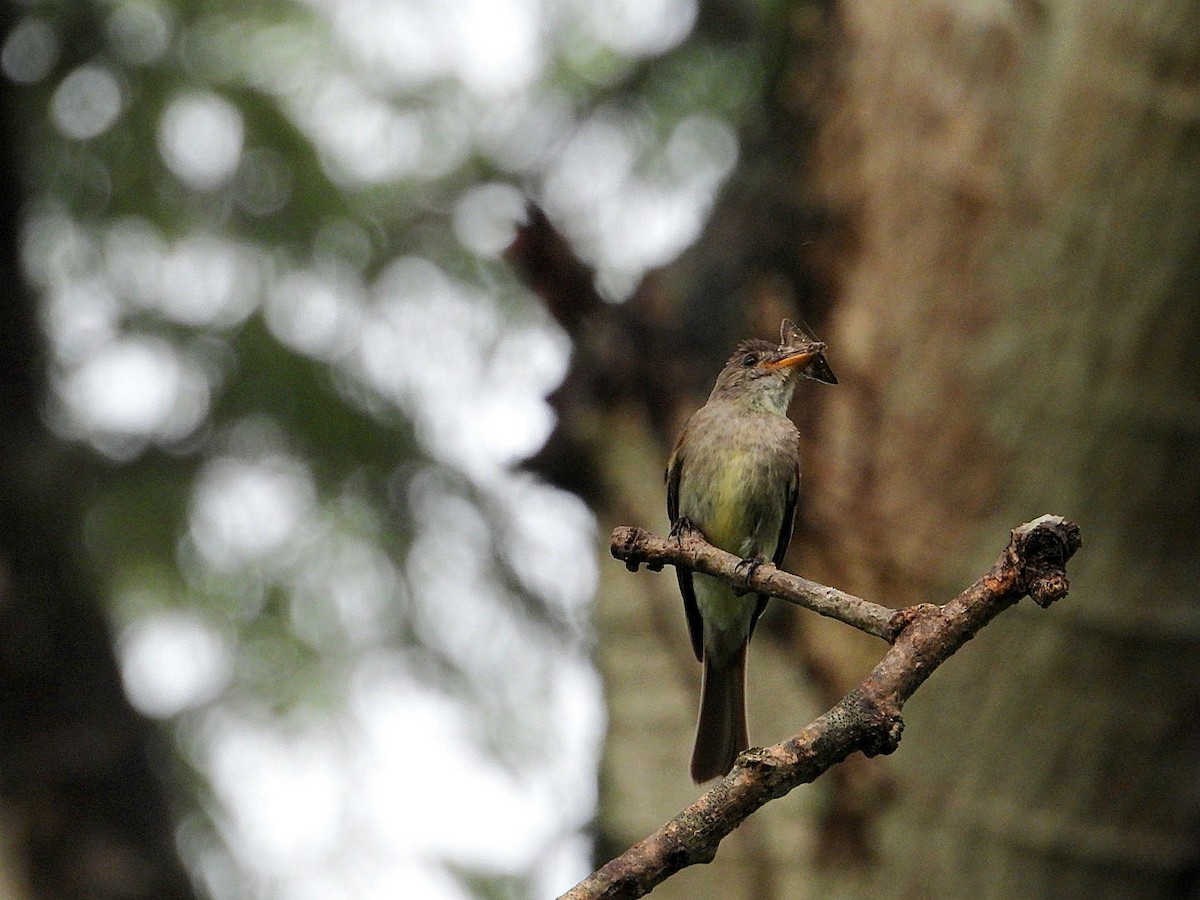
[612,524,897,639]
[563,515,1082,900]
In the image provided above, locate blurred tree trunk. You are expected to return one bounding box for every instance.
[0,46,197,900]
[807,1,1200,896]
[583,0,1200,897]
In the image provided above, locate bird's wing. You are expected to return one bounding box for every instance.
[772,461,800,569]
[679,572,704,662]
[667,443,705,662]
[750,459,799,636]
[665,443,681,524]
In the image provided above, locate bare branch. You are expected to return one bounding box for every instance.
[565,515,1082,900]
[610,524,896,640]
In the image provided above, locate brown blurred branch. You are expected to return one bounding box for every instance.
[504,202,605,337]
[506,201,686,500]
[561,515,1082,900]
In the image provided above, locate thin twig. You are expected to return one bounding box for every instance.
[564,515,1082,900]
[610,525,896,640]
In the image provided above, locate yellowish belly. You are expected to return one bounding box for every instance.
[679,450,782,558]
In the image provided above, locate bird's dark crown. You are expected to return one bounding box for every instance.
[724,339,778,369]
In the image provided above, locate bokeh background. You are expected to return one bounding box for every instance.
[1,1,1198,899]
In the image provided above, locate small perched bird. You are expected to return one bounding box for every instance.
[667,320,836,782]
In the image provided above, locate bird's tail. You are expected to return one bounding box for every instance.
[690,641,749,783]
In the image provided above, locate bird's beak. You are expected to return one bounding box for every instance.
[766,342,838,384]
[764,344,824,371]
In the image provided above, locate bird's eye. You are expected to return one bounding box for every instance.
[741,353,756,368]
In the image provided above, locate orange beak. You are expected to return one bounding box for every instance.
[763,344,824,371]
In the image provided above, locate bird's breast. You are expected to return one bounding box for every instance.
[675,406,798,558]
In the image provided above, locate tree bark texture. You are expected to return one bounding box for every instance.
[802,0,1200,896]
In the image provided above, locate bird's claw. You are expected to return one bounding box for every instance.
[734,556,767,594]
[669,517,698,542]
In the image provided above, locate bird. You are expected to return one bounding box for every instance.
[666,319,836,782]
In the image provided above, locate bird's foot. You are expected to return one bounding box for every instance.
[733,555,768,594]
[669,517,699,542]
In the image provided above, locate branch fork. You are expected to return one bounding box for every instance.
[561,515,1081,900]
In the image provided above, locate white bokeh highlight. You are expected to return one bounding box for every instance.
[314,0,542,97]
[579,0,697,55]
[189,456,317,571]
[52,64,123,140]
[452,182,528,258]
[159,92,246,190]
[265,267,366,360]
[103,221,261,327]
[120,611,233,718]
[2,16,60,84]
[359,256,568,480]
[107,0,173,66]
[55,334,211,456]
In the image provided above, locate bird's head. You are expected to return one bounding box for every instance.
[710,334,834,413]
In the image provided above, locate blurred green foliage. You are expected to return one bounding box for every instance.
[4,0,774,895]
